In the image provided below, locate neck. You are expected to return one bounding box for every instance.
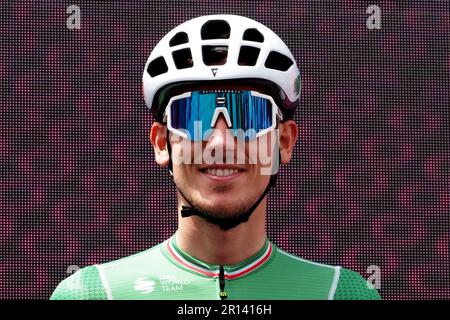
[175,198,268,266]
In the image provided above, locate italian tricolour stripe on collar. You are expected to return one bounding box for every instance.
[165,237,273,280]
[225,243,272,279]
[165,239,217,277]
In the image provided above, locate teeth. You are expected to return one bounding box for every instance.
[205,168,239,176]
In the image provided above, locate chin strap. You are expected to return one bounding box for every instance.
[166,127,280,230]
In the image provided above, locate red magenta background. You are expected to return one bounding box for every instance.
[0,0,449,299]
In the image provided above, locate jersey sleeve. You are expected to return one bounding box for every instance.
[50,265,108,300]
[333,268,382,300]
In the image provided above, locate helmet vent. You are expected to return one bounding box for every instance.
[265,51,293,71]
[169,32,189,47]
[147,56,168,77]
[201,20,230,40]
[172,48,193,69]
[238,46,260,66]
[202,45,228,66]
[243,28,264,43]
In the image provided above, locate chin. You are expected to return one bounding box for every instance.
[198,198,242,216]
[202,190,239,203]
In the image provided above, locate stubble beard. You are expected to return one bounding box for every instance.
[175,174,258,221]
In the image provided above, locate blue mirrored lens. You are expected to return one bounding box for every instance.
[225,92,272,139]
[170,92,216,140]
[169,91,273,141]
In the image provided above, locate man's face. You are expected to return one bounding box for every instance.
[170,114,277,219]
[150,86,298,221]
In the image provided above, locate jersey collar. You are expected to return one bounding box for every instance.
[162,233,274,280]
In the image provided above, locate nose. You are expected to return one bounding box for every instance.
[206,113,235,150]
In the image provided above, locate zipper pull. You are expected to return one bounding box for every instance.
[219,265,228,300]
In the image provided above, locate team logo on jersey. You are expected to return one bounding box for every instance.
[134,275,191,294]
[158,275,191,292]
[134,277,155,294]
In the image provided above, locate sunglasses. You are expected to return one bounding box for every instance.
[163,90,283,141]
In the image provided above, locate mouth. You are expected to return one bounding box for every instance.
[198,166,246,181]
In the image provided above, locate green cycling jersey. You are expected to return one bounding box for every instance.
[50,232,381,300]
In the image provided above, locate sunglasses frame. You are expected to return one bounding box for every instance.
[163,90,283,141]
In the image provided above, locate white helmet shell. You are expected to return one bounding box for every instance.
[142,14,301,119]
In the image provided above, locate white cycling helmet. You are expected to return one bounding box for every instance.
[142,14,301,121]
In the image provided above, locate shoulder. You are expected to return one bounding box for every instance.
[50,265,107,300]
[99,242,164,274]
[50,242,165,300]
[272,244,339,277]
[270,244,381,300]
[333,267,382,300]
[270,245,340,299]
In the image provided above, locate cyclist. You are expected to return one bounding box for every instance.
[51,14,381,300]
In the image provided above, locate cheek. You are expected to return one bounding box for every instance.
[247,134,277,173]
[246,167,267,186]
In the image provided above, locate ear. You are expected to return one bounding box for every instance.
[150,122,170,167]
[278,120,298,164]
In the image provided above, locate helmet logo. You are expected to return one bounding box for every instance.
[211,68,218,77]
[294,75,301,96]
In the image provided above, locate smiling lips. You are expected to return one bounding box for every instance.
[198,165,246,180]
